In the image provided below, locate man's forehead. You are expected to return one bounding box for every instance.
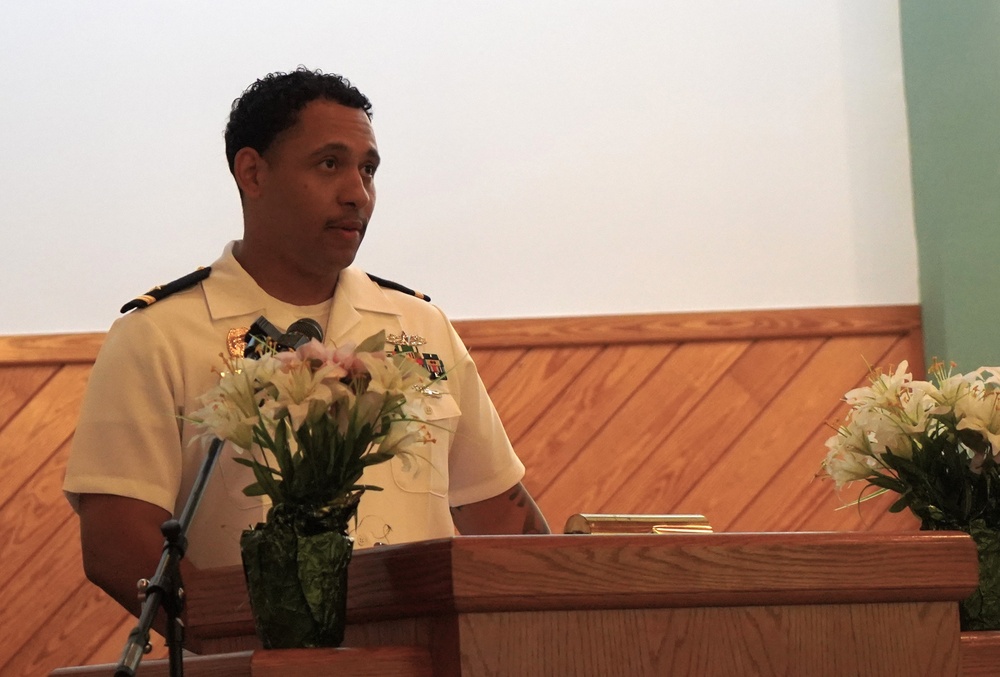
[275,100,377,153]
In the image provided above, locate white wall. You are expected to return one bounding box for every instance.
[0,1,918,334]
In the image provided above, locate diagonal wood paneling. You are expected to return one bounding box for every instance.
[502,343,680,500]
[732,332,925,533]
[0,439,75,586]
[591,338,825,521]
[0,305,925,676]
[0,364,58,430]
[0,365,92,511]
[534,339,753,522]
[466,347,527,392]
[679,334,901,530]
[483,345,603,440]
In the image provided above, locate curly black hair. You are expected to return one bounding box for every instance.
[224,66,373,176]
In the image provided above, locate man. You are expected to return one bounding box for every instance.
[64,68,549,618]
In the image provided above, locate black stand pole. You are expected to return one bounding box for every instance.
[114,437,225,677]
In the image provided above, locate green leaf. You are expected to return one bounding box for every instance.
[888,496,909,513]
[233,456,282,476]
[250,458,283,502]
[356,330,386,354]
[350,483,384,492]
[243,482,268,497]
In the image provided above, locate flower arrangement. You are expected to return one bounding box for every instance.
[187,330,436,648]
[189,330,434,518]
[820,359,1000,630]
[821,359,1000,525]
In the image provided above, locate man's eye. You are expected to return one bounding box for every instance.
[321,159,337,169]
[363,163,378,177]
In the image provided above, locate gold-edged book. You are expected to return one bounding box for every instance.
[563,513,712,535]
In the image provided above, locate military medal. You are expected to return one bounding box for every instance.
[386,331,426,348]
[386,330,447,381]
[421,353,447,380]
[227,327,249,358]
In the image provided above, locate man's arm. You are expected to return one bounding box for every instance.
[450,482,551,535]
[78,493,184,618]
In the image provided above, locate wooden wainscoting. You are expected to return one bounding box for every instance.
[0,305,923,676]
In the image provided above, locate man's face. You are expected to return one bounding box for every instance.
[247,99,379,279]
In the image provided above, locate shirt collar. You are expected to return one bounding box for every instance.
[203,241,403,338]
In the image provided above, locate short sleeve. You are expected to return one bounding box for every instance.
[437,312,525,507]
[63,311,186,514]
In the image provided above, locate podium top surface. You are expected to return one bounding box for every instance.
[186,531,978,641]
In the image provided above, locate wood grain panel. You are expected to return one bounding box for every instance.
[597,338,823,518]
[0,305,933,676]
[961,631,1000,677]
[536,340,751,528]
[482,346,601,442]
[733,332,925,533]
[0,439,75,583]
[0,364,57,430]
[510,343,677,498]
[0,518,85,673]
[0,365,91,509]
[465,347,525,392]
[679,335,899,530]
[456,603,958,677]
[3,583,129,677]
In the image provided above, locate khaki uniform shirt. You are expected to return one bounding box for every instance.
[64,243,524,568]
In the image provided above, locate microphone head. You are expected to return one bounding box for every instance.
[286,317,324,347]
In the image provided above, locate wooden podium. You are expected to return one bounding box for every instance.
[54,531,980,676]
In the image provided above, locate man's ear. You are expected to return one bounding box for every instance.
[233,147,266,199]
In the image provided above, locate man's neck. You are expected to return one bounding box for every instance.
[232,240,339,306]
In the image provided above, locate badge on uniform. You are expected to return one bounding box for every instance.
[386,331,447,380]
[228,327,249,358]
[421,353,447,380]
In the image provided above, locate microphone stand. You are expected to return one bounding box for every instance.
[114,437,225,677]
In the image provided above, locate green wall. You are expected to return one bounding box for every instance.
[900,1,1000,369]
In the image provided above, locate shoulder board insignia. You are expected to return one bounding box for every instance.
[120,266,212,313]
[367,273,431,302]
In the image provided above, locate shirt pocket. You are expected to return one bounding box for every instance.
[390,393,461,498]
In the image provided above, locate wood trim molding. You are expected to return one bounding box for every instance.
[0,305,921,365]
[0,332,106,366]
[453,305,922,349]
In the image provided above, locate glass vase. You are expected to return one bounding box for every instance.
[923,519,1000,631]
[240,504,355,648]
[958,521,1000,631]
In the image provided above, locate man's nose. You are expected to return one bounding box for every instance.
[338,170,371,208]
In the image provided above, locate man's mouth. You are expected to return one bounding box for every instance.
[326,218,365,233]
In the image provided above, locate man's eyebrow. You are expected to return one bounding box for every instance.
[310,143,381,164]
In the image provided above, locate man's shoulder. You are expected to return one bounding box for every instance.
[363,271,432,304]
[119,266,212,314]
[342,267,438,312]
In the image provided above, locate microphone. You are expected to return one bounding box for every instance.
[244,316,324,358]
[286,317,324,346]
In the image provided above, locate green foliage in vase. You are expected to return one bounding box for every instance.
[188,330,435,519]
[820,359,1000,630]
